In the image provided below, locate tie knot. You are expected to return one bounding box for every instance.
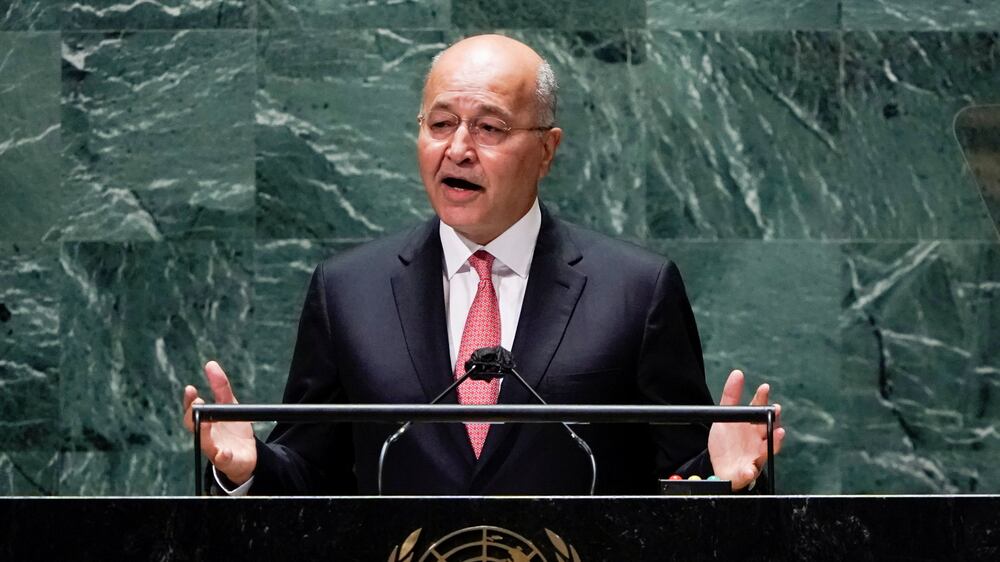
[468,250,495,280]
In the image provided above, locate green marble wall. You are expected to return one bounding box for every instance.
[1,1,997,496]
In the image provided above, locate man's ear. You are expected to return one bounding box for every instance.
[538,127,562,178]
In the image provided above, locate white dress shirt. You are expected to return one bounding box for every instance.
[215,199,542,495]
[439,198,540,372]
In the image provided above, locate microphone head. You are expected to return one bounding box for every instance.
[464,346,516,381]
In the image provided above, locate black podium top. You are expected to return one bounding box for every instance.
[2,495,998,561]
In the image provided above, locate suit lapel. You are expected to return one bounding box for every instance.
[473,211,587,478]
[390,218,476,467]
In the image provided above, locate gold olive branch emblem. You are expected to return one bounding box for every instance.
[387,528,423,562]
[388,526,581,562]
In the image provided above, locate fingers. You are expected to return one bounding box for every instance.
[749,383,770,406]
[773,427,786,454]
[182,386,199,432]
[718,370,745,406]
[214,448,233,466]
[184,396,205,433]
[204,360,238,405]
[183,385,198,410]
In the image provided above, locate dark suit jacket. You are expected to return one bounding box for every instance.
[244,208,714,495]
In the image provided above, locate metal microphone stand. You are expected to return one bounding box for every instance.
[377,347,597,495]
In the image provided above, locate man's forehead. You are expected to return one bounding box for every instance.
[423,64,535,116]
[425,91,514,118]
[423,36,540,106]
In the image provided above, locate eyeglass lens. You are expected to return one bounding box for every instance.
[423,111,509,146]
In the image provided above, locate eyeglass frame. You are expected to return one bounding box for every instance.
[416,110,555,146]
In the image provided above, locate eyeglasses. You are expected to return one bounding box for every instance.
[417,110,553,147]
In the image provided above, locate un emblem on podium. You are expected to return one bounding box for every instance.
[388,525,582,562]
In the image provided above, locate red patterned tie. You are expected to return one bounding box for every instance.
[455,250,501,458]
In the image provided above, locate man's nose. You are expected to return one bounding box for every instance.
[445,122,477,163]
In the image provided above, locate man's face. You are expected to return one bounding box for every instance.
[417,40,561,244]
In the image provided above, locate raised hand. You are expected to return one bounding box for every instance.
[182,361,257,486]
[707,370,785,491]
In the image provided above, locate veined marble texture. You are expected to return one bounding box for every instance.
[0,1,60,30]
[257,30,652,239]
[648,0,840,30]
[843,0,1000,31]
[452,0,645,29]
[0,32,61,242]
[63,0,254,30]
[251,239,362,403]
[1,0,1000,496]
[842,242,1000,493]
[653,240,842,493]
[0,452,59,495]
[0,243,62,451]
[840,32,998,240]
[516,30,649,238]
[256,29,444,239]
[58,241,254,459]
[57,30,256,241]
[644,30,999,240]
[259,0,449,29]
[58,450,192,494]
[644,31,843,239]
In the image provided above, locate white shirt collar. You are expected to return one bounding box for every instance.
[439,198,541,279]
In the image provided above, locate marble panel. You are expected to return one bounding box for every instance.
[650,240,842,493]
[452,0,645,29]
[841,242,1000,493]
[839,32,998,240]
[58,241,254,455]
[57,30,255,241]
[648,0,839,31]
[0,32,62,242]
[257,30,651,240]
[516,30,648,238]
[62,0,254,30]
[58,450,192,495]
[843,0,1000,31]
[259,0,449,29]
[0,243,62,451]
[643,31,842,239]
[0,1,60,30]
[0,452,60,495]
[251,239,364,403]
[256,29,446,239]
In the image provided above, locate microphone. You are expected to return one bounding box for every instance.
[463,346,515,381]
[377,346,598,495]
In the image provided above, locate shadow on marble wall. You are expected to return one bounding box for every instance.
[0,0,998,495]
[955,105,1000,238]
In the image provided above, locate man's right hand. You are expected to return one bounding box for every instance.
[182,361,257,486]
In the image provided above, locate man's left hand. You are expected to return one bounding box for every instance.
[708,370,785,491]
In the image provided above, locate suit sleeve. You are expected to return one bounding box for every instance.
[248,264,357,495]
[637,260,715,479]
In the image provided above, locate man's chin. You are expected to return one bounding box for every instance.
[437,212,495,244]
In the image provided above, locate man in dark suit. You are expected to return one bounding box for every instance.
[183,34,784,495]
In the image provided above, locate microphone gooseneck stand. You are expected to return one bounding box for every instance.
[377,346,598,495]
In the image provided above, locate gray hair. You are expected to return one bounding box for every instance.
[534,60,558,127]
[425,52,559,127]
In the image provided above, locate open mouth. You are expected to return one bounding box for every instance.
[442,177,483,191]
